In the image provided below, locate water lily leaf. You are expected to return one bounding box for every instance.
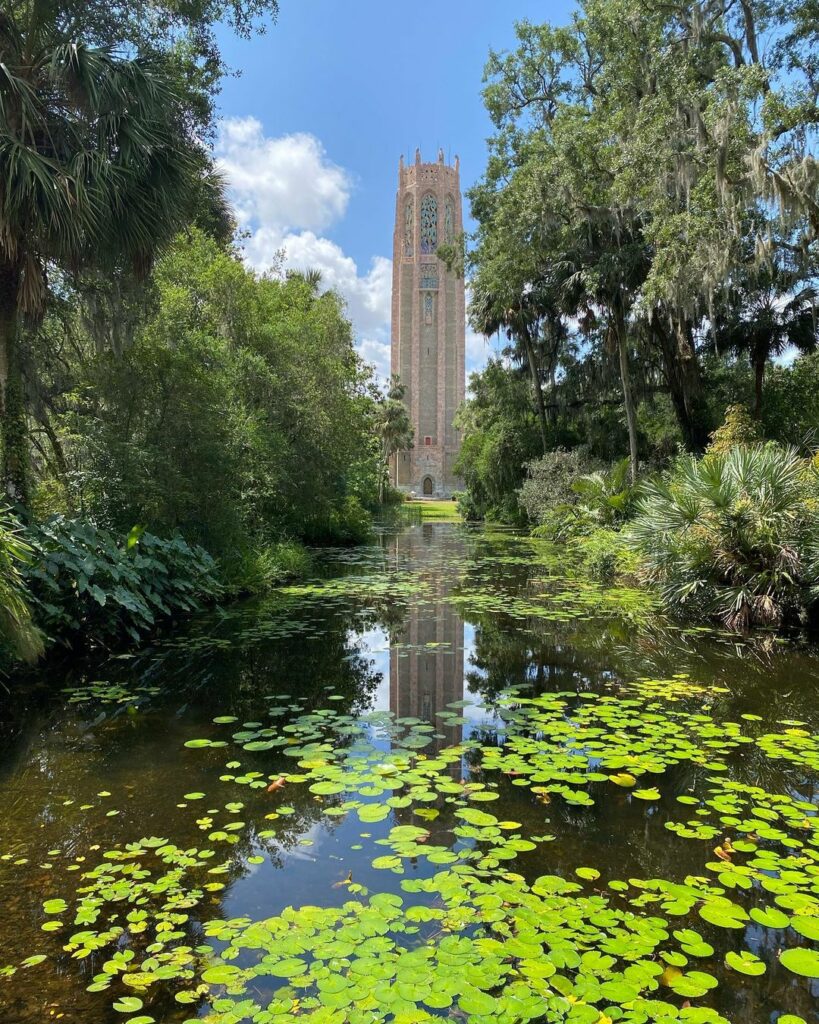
[112,997,143,1013]
[749,906,789,929]
[725,950,765,976]
[779,947,819,978]
[791,917,819,941]
[201,964,243,985]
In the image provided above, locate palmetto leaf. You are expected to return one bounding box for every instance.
[629,444,819,629]
[0,15,216,314]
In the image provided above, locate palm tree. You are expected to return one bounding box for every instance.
[712,264,818,418]
[470,279,557,456]
[376,377,413,504]
[0,7,218,500]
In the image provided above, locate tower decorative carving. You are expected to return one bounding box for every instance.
[390,151,465,497]
[403,197,414,257]
[419,194,438,254]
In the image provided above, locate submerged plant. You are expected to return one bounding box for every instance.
[630,445,819,630]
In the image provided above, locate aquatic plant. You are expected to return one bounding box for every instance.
[6,676,816,1024]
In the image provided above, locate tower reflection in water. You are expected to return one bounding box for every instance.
[387,523,466,760]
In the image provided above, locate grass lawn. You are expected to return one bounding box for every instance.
[405,499,462,521]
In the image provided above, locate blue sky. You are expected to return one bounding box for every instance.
[213,1,576,378]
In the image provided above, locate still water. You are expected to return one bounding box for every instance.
[0,522,817,1024]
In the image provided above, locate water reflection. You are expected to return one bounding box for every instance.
[387,524,465,754]
[0,522,816,1024]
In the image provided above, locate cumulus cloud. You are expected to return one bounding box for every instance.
[215,117,493,384]
[216,117,392,371]
[357,337,392,380]
[215,118,351,233]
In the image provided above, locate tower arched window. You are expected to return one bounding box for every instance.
[444,196,455,243]
[404,196,414,257]
[420,194,438,254]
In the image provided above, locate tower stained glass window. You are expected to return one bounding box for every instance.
[423,292,434,324]
[420,264,438,290]
[404,197,414,257]
[420,194,437,254]
[444,196,454,243]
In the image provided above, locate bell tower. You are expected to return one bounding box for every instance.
[390,148,465,497]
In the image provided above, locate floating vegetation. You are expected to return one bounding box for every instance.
[0,525,817,1023]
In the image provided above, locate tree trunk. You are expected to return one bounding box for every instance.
[614,308,639,485]
[651,317,710,451]
[0,263,28,505]
[520,325,549,455]
[753,355,765,419]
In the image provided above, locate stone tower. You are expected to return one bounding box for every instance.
[390,148,465,497]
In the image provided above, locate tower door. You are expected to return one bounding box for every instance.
[423,476,434,496]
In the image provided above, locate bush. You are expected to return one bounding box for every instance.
[630,444,819,630]
[22,518,222,648]
[518,449,591,527]
[707,404,760,454]
[0,510,44,662]
[304,496,373,545]
[221,540,312,594]
[571,528,640,584]
[527,456,634,541]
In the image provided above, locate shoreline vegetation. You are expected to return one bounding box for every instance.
[1,1,818,667]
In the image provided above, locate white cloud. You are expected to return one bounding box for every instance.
[466,326,496,376]
[215,118,351,233]
[216,117,494,385]
[216,117,393,374]
[357,337,392,380]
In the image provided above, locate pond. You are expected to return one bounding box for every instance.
[0,521,817,1024]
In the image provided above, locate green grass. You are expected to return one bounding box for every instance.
[405,499,462,521]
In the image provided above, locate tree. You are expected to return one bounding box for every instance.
[375,378,413,505]
[712,263,818,417]
[0,8,220,499]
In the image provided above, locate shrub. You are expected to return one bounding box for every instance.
[0,510,44,662]
[304,496,373,545]
[221,540,312,594]
[22,518,222,648]
[518,449,591,526]
[571,528,640,584]
[527,455,634,541]
[630,444,819,630]
[707,404,760,454]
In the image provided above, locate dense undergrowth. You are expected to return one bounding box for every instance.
[514,413,819,632]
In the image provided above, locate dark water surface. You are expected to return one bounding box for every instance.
[0,523,817,1024]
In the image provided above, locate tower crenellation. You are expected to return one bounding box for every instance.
[390,149,465,497]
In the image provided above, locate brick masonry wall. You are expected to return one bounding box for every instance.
[389,150,465,497]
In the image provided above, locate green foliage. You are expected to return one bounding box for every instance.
[761,352,819,449]
[22,518,222,648]
[454,361,540,523]
[569,527,640,584]
[219,541,312,595]
[459,0,819,520]
[517,448,591,526]
[630,445,819,630]
[374,377,413,504]
[0,509,43,662]
[707,405,761,455]
[571,458,634,527]
[526,455,634,542]
[40,232,377,552]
